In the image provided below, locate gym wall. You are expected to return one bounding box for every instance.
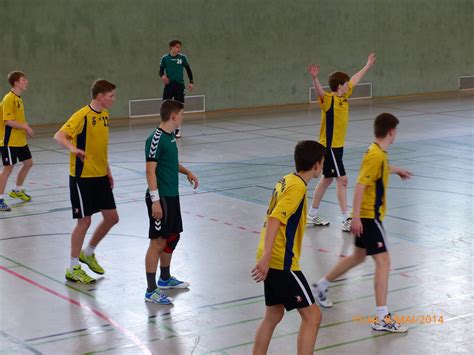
[0,0,472,124]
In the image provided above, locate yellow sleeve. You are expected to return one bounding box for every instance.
[318,92,333,112]
[2,95,16,121]
[269,184,305,225]
[60,112,85,139]
[357,152,382,186]
[344,82,354,99]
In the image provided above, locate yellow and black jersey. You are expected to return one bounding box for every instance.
[356,143,390,220]
[257,173,308,271]
[0,91,27,147]
[318,82,353,148]
[60,105,110,178]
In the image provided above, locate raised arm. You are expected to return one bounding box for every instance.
[308,64,325,100]
[350,53,376,86]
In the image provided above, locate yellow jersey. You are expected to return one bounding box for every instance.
[60,105,110,178]
[318,82,353,148]
[356,143,390,220]
[257,173,307,271]
[0,91,27,147]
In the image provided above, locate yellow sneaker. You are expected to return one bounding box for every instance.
[9,189,32,202]
[65,265,96,284]
[79,250,105,274]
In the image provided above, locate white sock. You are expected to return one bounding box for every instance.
[309,207,318,217]
[376,306,389,321]
[14,185,23,192]
[0,194,4,200]
[341,210,348,220]
[70,257,80,271]
[83,244,96,257]
[317,277,330,292]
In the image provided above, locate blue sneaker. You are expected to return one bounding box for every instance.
[145,288,173,305]
[0,199,11,211]
[157,276,190,289]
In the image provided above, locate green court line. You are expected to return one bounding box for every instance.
[85,334,178,355]
[0,255,95,298]
[314,331,394,351]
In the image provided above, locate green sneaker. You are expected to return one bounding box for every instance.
[65,265,96,284]
[79,250,105,274]
[9,189,32,202]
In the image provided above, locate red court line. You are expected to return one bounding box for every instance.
[0,266,152,355]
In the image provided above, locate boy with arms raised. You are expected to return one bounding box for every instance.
[307,54,376,231]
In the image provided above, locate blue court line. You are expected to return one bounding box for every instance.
[0,330,42,355]
[24,325,111,342]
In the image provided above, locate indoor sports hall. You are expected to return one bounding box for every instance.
[0,1,472,354]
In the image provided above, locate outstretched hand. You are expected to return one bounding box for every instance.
[366,53,376,68]
[396,168,413,180]
[307,64,320,79]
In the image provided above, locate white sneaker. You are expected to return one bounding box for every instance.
[372,313,408,333]
[342,217,352,232]
[311,283,333,308]
[307,214,330,226]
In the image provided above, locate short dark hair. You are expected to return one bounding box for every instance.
[294,140,326,172]
[328,71,350,92]
[169,39,182,48]
[160,99,184,121]
[374,113,399,138]
[91,79,116,99]
[8,71,26,87]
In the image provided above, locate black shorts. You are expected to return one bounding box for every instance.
[1,145,32,166]
[146,194,183,239]
[163,81,185,103]
[69,176,116,219]
[354,218,388,255]
[264,269,315,311]
[323,147,346,178]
